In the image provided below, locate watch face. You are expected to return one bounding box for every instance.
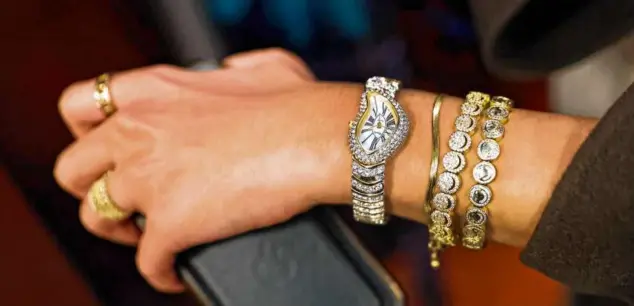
[356,91,399,153]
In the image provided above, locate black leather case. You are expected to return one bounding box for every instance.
[176,209,403,306]
[135,208,403,306]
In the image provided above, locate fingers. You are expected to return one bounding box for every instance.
[58,52,311,139]
[54,123,114,198]
[136,224,185,293]
[75,164,142,246]
[79,199,141,246]
[55,126,143,212]
[213,49,316,93]
[223,48,315,81]
[58,65,180,137]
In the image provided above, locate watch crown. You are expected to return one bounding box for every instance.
[349,121,354,128]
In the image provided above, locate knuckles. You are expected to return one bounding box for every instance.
[135,252,157,280]
[78,209,102,237]
[53,151,78,196]
[58,81,87,122]
[265,47,307,65]
[57,64,184,120]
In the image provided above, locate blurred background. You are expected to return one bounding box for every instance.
[0,0,631,305]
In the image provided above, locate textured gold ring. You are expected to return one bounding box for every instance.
[89,173,130,221]
[93,73,118,117]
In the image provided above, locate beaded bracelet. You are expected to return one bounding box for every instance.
[461,96,513,250]
[428,91,490,268]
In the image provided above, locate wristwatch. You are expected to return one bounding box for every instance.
[348,77,410,225]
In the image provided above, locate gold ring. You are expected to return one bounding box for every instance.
[93,73,118,117]
[89,173,130,221]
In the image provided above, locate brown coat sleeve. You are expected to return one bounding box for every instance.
[521,84,634,304]
[468,0,634,78]
[465,1,634,303]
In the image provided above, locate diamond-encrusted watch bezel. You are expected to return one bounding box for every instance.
[365,76,400,93]
[349,89,409,165]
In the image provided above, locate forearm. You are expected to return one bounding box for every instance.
[315,82,596,248]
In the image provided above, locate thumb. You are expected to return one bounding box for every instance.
[136,227,185,293]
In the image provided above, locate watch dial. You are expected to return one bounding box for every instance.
[356,92,398,153]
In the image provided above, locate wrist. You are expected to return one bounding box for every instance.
[306,81,442,218]
[302,80,598,249]
[300,82,358,206]
[508,115,596,246]
[471,110,596,247]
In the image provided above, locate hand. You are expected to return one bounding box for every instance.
[54,49,351,292]
[54,47,590,294]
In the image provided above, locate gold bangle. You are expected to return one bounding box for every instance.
[425,94,445,215]
[461,96,513,250]
[428,91,490,268]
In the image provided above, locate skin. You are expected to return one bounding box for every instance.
[54,48,597,293]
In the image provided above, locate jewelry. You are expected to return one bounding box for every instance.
[425,94,445,214]
[89,173,130,221]
[349,77,410,225]
[428,91,490,268]
[462,96,513,250]
[94,73,118,117]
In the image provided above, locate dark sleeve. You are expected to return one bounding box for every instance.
[468,0,634,78]
[466,0,634,302]
[519,83,634,304]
